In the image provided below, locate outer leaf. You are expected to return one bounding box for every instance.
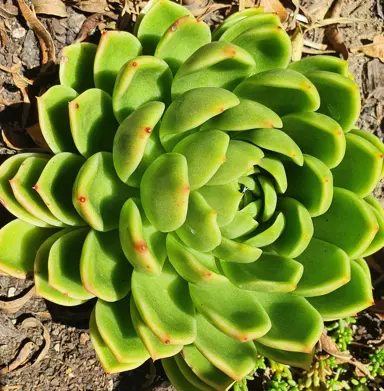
[234,69,320,116]
[254,292,323,353]
[131,261,196,345]
[141,153,190,232]
[37,85,78,153]
[59,43,97,93]
[69,89,119,158]
[113,101,165,184]
[94,31,142,95]
[288,55,349,76]
[189,280,271,341]
[95,296,150,363]
[113,56,172,123]
[220,211,258,239]
[194,312,257,382]
[308,262,374,321]
[155,16,211,74]
[80,229,133,302]
[172,42,256,100]
[281,112,346,169]
[313,187,378,259]
[220,252,303,293]
[0,219,57,278]
[73,152,137,232]
[361,202,384,257]
[213,237,262,263]
[294,238,350,297]
[35,153,85,226]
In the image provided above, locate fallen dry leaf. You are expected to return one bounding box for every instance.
[0,3,19,18]
[0,342,36,375]
[32,0,68,17]
[193,3,231,20]
[75,13,105,43]
[326,25,348,59]
[291,24,304,61]
[310,17,364,29]
[259,0,288,23]
[351,35,384,63]
[0,285,35,314]
[75,0,107,13]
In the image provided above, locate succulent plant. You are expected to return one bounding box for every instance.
[0,1,383,390]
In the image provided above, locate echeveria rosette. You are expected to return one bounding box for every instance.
[0,1,382,389]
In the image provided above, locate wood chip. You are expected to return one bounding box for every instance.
[16,0,56,65]
[32,0,68,17]
[0,285,35,314]
[193,3,231,20]
[258,0,288,23]
[75,0,107,13]
[351,35,384,62]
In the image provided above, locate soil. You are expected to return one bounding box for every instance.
[0,0,384,390]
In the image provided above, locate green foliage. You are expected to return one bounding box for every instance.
[0,2,382,391]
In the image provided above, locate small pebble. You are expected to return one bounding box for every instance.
[54,343,60,352]
[11,27,26,39]
[7,287,16,297]
[79,333,89,345]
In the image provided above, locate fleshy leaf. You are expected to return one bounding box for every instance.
[132,261,196,345]
[94,31,142,95]
[80,229,133,302]
[361,201,384,257]
[69,88,119,158]
[258,156,287,193]
[113,101,165,184]
[59,43,97,93]
[213,237,262,263]
[37,85,78,154]
[294,238,350,297]
[258,175,277,222]
[220,252,303,293]
[73,152,137,232]
[307,261,374,321]
[0,219,58,279]
[112,56,173,123]
[141,153,190,232]
[288,55,349,76]
[155,16,211,74]
[312,187,378,259]
[234,69,320,116]
[220,210,258,239]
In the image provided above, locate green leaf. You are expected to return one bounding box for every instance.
[59,43,97,93]
[312,187,378,258]
[113,101,165,184]
[281,112,346,169]
[202,98,282,131]
[294,238,350,297]
[80,229,133,302]
[9,156,65,227]
[207,140,263,186]
[69,88,119,158]
[90,310,144,374]
[307,261,374,321]
[94,31,142,95]
[132,261,196,345]
[198,182,242,227]
[352,258,371,282]
[0,154,50,227]
[213,237,262,263]
[167,233,227,286]
[35,153,85,226]
[113,56,172,123]
[160,87,239,151]
[254,292,323,353]
[181,344,235,391]
[258,175,277,222]
[220,210,258,239]
[288,55,349,76]
[73,152,137,232]
[305,71,360,132]
[135,0,192,54]
[236,128,303,166]
[194,312,257,382]
[220,252,303,293]
[155,16,211,74]
[119,198,166,275]
[332,133,383,198]
[0,219,58,279]
[272,197,313,258]
[254,342,314,370]
[173,130,229,190]
[258,156,287,193]
[130,296,182,360]
[284,154,333,217]
[141,153,190,232]
[361,201,384,257]
[34,229,86,306]
[37,85,78,154]
[234,69,320,116]
[95,296,150,363]
[172,42,256,100]
[189,279,271,341]
[176,191,221,252]
[48,227,94,300]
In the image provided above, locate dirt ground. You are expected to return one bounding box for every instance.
[0,0,384,390]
